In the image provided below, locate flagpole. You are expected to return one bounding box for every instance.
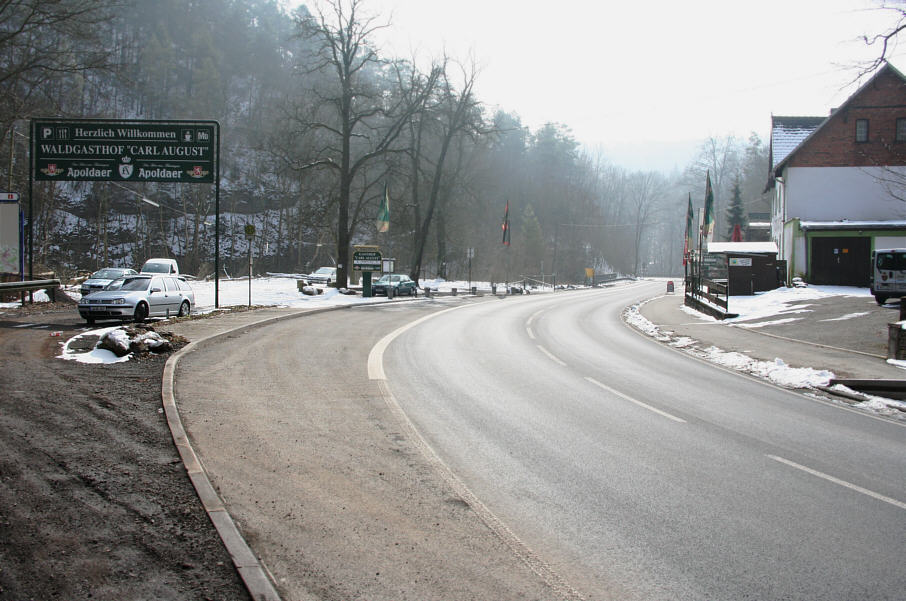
[695,208,701,301]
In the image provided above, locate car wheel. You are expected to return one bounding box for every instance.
[178,300,190,317]
[134,302,149,323]
[875,294,888,305]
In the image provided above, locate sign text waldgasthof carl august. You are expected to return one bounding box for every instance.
[32,120,216,183]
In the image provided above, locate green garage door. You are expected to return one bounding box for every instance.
[810,236,870,287]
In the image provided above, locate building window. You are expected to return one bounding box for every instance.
[897,118,906,142]
[855,119,869,142]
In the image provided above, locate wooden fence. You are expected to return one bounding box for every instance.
[684,276,738,319]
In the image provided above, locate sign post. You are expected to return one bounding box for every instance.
[467,247,474,292]
[353,247,382,297]
[245,223,256,308]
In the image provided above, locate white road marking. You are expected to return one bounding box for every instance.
[584,377,687,423]
[537,344,567,366]
[526,309,544,340]
[767,455,906,511]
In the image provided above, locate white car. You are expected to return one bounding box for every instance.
[80,267,138,297]
[305,266,336,285]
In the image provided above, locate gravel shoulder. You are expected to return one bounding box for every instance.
[0,303,250,601]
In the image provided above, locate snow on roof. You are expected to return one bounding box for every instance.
[800,220,906,230]
[770,116,826,170]
[707,241,778,254]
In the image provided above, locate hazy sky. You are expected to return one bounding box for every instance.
[304,0,905,171]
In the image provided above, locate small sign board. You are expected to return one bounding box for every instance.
[729,257,753,267]
[353,249,382,271]
[0,192,19,202]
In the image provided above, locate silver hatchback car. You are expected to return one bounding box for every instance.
[78,274,194,325]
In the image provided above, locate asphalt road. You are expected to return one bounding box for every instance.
[172,283,906,600]
[173,297,561,601]
[381,281,906,600]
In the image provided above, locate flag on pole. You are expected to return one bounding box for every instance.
[376,182,390,233]
[702,171,715,246]
[501,200,510,245]
[683,192,694,265]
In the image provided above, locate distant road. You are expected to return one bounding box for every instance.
[382,281,906,600]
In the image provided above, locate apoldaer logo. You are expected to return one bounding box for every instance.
[118,156,133,179]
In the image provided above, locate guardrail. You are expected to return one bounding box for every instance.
[0,279,62,302]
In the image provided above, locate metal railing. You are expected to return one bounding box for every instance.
[0,279,62,302]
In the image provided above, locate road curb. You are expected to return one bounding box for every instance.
[160,305,349,601]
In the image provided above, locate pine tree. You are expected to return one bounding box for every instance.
[726,177,746,240]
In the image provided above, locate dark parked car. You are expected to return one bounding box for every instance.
[80,267,138,297]
[78,274,194,324]
[372,273,417,296]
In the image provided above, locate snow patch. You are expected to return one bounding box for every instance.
[624,303,834,390]
[59,327,131,364]
[733,317,803,329]
[819,312,870,322]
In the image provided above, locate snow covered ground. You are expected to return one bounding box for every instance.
[187,276,537,311]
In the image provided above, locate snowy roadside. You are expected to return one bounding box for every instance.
[623,292,906,420]
[39,276,560,365]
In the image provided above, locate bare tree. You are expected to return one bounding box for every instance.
[684,135,739,242]
[0,0,115,134]
[627,171,667,275]
[860,1,906,76]
[408,58,481,282]
[289,0,437,287]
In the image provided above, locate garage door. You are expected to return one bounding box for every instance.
[809,236,870,287]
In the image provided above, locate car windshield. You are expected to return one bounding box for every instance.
[377,275,400,283]
[142,263,170,273]
[91,268,123,279]
[105,278,125,290]
[120,277,151,291]
[314,267,335,275]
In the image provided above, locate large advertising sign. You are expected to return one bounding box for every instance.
[32,119,217,183]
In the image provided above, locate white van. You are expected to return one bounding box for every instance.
[870,249,906,304]
[140,258,180,275]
